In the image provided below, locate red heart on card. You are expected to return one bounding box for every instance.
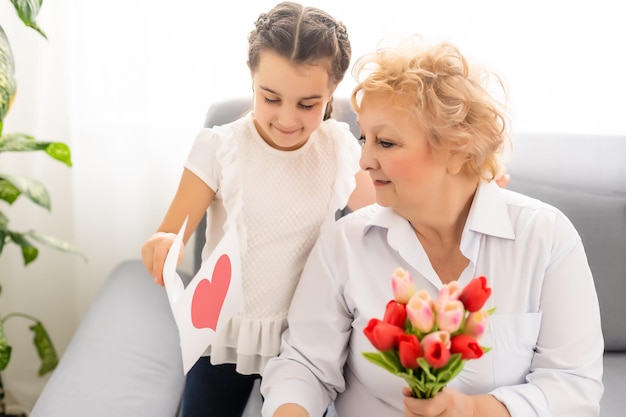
[191,254,231,330]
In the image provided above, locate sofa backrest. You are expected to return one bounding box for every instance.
[506,133,626,352]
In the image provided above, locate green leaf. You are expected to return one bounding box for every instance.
[0,134,72,167]
[434,353,464,383]
[0,209,9,228]
[0,177,22,204]
[9,0,47,39]
[26,230,87,261]
[363,351,400,374]
[44,142,72,166]
[0,174,50,209]
[29,321,58,376]
[417,357,437,382]
[0,26,17,126]
[0,320,12,371]
[8,231,38,265]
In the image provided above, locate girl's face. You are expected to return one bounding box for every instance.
[251,50,335,151]
[358,92,450,216]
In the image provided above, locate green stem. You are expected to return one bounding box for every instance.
[0,371,6,417]
[1,312,40,324]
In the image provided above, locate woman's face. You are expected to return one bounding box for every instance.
[358,92,449,215]
[251,50,334,151]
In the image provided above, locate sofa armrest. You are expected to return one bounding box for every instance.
[31,260,186,417]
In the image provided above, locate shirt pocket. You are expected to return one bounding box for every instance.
[488,312,542,387]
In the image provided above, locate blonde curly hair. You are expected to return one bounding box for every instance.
[351,36,511,182]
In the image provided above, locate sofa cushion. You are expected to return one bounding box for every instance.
[30,260,187,417]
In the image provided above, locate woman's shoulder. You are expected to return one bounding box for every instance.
[500,188,581,244]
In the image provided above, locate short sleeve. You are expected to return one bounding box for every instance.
[184,128,222,192]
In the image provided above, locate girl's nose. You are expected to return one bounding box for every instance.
[278,106,299,129]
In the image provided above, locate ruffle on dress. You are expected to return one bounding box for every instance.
[207,312,288,375]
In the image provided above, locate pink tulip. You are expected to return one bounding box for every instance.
[435,281,461,313]
[420,331,451,350]
[406,290,435,333]
[435,300,464,333]
[391,267,415,304]
[464,309,489,340]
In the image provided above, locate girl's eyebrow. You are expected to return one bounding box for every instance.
[259,85,322,101]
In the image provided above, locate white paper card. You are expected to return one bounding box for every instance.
[163,218,243,374]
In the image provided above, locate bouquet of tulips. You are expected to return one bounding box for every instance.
[363,268,493,398]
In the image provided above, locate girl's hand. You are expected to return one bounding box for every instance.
[402,387,475,417]
[141,232,184,286]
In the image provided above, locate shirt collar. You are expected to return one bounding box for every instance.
[465,181,515,240]
[363,181,515,241]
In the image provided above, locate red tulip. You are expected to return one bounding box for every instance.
[450,334,483,360]
[459,276,492,312]
[383,300,407,328]
[423,339,450,369]
[363,318,405,351]
[398,333,423,369]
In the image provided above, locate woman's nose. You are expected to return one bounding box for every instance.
[359,138,376,171]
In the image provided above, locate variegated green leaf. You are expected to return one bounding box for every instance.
[0,320,12,371]
[29,321,58,376]
[0,209,8,228]
[0,174,50,209]
[26,229,87,261]
[0,134,72,166]
[0,26,17,127]
[9,231,38,264]
[0,231,4,257]
[10,0,47,39]
[0,133,44,151]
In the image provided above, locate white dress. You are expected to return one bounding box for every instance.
[185,112,361,375]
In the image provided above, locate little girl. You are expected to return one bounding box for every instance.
[141,2,374,416]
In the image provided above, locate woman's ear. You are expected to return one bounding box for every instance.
[446,151,467,176]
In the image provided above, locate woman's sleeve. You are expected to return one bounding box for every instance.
[261,230,352,417]
[491,213,604,417]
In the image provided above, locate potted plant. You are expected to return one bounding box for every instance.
[0,1,85,416]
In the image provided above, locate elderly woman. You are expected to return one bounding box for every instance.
[260,37,603,417]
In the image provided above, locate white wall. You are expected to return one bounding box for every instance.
[1,0,624,411]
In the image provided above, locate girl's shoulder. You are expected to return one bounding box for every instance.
[198,112,253,141]
[315,118,361,154]
[317,118,355,139]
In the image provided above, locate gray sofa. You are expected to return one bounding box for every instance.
[30,98,625,417]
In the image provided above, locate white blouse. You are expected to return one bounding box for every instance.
[261,181,604,417]
[185,112,361,375]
